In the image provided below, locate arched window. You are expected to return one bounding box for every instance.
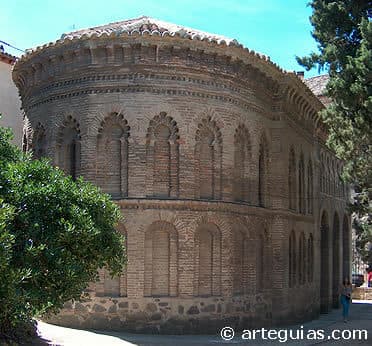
[307,159,313,214]
[146,112,179,198]
[194,223,221,296]
[332,162,336,196]
[32,123,46,159]
[307,233,314,283]
[97,224,127,297]
[144,221,178,297]
[233,124,251,202]
[258,136,268,207]
[298,153,305,214]
[56,116,81,180]
[256,234,264,292]
[332,213,340,307]
[320,211,330,312]
[299,232,306,285]
[289,230,296,288]
[329,162,333,195]
[97,113,130,198]
[335,165,340,197]
[320,154,324,193]
[342,215,350,279]
[195,117,222,200]
[233,229,245,295]
[103,270,120,297]
[288,147,297,210]
[326,159,330,195]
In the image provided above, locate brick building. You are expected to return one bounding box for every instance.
[12,17,351,333]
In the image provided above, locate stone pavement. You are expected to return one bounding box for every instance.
[34,300,371,346]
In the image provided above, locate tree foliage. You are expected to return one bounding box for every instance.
[297,0,371,264]
[0,122,126,338]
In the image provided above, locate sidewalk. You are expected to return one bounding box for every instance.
[34,300,372,345]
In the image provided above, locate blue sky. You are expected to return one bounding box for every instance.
[0,0,321,77]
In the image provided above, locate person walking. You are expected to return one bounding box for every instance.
[339,278,352,322]
[367,269,372,288]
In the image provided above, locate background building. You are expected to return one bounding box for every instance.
[0,45,22,147]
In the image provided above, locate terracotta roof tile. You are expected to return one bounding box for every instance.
[304,74,329,96]
[0,46,17,64]
[304,74,331,105]
[61,15,239,46]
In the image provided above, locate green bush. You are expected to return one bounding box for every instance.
[0,123,126,337]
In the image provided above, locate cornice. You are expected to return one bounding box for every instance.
[13,34,327,139]
[116,198,315,223]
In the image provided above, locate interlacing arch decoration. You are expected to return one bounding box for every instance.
[320,154,324,193]
[332,212,341,308]
[288,146,297,211]
[233,124,251,203]
[342,215,350,279]
[144,221,178,297]
[146,112,179,198]
[194,223,221,297]
[298,232,306,285]
[335,164,341,198]
[258,134,269,207]
[298,153,306,214]
[332,161,337,196]
[289,230,296,288]
[195,116,222,200]
[96,112,130,198]
[56,115,81,180]
[22,116,33,153]
[326,157,331,195]
[321,154,327,194]
[32,122,46,159]
[307,159,313,214]
[307,233,314,283]
[320,211,330,312]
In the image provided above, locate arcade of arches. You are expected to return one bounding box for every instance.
[13,17,351,333]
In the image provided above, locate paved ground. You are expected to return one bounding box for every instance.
[33,300,372,346]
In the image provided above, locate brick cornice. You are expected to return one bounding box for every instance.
[13,36,324,136]
[116,198,315,222]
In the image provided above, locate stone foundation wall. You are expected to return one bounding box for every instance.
[47,294,272,334]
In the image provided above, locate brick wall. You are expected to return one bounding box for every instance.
[14,32,351,332]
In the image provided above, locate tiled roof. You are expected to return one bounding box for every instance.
[304,74,329,96]
[0,47,17,64]
[61,16,240,46]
